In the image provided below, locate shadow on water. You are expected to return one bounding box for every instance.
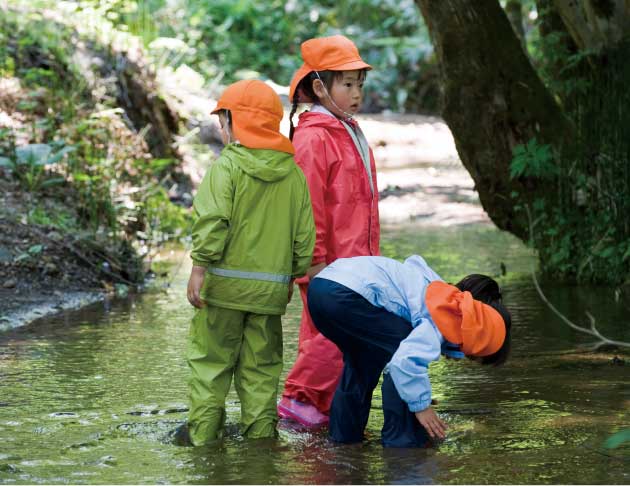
[0,223,628,484]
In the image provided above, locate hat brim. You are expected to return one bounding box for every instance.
[288,64,314,103]
[326,59,372,72]
[210,101,224,115]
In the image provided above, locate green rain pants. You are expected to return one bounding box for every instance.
[187,304,283,446]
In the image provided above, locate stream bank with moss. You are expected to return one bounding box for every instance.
[0,3,199,328]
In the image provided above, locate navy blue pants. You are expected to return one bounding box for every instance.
[307,278,429,448]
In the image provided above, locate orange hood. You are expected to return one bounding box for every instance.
[212,79,294,154]
[425,281,506,357]
[289,35,372,103]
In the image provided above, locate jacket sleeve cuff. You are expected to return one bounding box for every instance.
[441,341,465,359]
[191,259,209,268]
[407,397,432,413]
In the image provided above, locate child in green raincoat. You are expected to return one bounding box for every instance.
[183,80,315,445]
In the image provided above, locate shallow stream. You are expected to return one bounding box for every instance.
[1,223,628,484]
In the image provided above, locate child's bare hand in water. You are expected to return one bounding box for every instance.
[187,266,207,308]
[414,406,447,439]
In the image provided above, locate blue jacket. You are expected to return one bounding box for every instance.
[315,255,463,412]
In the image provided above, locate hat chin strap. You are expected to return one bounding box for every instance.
[314,71,355,122]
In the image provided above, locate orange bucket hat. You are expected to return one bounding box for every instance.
[289,35,372,103]
[425,281,506,357]
[211,79,294,154]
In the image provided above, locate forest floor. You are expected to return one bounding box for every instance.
[0,112,488,330]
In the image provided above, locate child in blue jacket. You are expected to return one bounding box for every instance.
[307,254,511,447]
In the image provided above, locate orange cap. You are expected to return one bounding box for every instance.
[425,281,506,357]
[212,79,294,154]
[289,35,372,103]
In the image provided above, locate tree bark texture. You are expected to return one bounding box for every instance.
[552,0,630,51]
[415,0,571,240]
[505,0,526,47]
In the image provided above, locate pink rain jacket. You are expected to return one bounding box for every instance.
[294,111,380,264]
[283,110,380,413]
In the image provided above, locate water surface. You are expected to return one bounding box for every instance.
[0,223,628,484]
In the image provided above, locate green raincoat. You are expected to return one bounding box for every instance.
[188,144,315,444]
[191,144,315,314]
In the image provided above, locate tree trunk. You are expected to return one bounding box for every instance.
[552,0,630,51]
[534,0,585,109]
[505,0,526,47]
[414,0,572,241]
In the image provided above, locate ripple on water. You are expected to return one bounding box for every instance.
[1,228,628,484]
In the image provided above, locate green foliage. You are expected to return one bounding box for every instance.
[58,111,191,242]
[1,7,192,284]
[73,0,163,44]
[526,6,595,108]
[0,142,75,192]
[510,138,557,179]
[14,243,45,263]
[504,5,630,284]
[604,429,630,449]
[27,206,77,231]
[89,0,436,112]
[510,43,630,286]
[7,0,439,112]
[141,187,192,245]
[532,209,630,282]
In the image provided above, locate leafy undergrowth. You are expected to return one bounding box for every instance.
[0,5,194,316]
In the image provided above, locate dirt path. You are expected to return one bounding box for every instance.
[355,113,489,226]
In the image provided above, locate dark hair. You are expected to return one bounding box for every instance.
[455,274,512,367]
[218,109,231,130]
[288,69,367,140]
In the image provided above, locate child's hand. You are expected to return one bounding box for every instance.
[187,266,207,308]
[414,406,447,440]
[307,262,326,280]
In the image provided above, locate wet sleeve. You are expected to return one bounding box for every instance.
[295,131,330,266]
[388,319,442,413]
[190,160,234,267]
[292,176,316,278]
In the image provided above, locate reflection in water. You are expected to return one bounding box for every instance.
[0,223,628,484]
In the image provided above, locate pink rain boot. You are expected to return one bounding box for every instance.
[277,397,329,427]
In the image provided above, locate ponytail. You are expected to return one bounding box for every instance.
[289,98,299,141]
[289,73,324,141]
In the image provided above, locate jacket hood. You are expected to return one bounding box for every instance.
[223,144,294,182]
